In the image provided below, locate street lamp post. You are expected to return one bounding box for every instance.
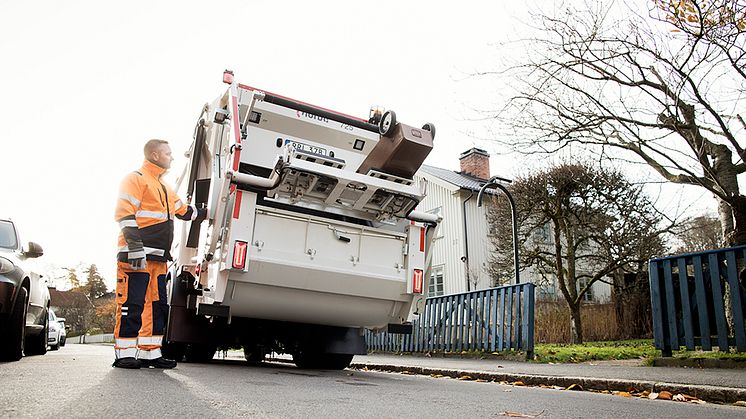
[477,176,520,285]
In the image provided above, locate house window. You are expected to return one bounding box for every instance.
[533,222,551,242]
[428,266,445,297]
[578,278,595,302]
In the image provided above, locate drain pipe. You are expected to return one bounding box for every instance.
[463,192,474,291]
[477,176,519,285]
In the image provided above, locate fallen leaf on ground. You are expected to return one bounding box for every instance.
[566,383,583,391]
[733,401,746,407]
[498,411,542,418]
[430,374,444,378]
[613,391,632,398]
[476,379,488,382]
[512,381,526,386]
[648,393,659,400]
[458,375,473,380]
[672,394,687,402]
[639,391,651,397]
[689,399,706,405]
[658,391,673,400]
[400,371,414,375]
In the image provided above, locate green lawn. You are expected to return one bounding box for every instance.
[531,339,746,363]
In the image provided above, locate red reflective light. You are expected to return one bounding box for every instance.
[413,269,423,294]
[223,69,234,84]
[232,241,248,269]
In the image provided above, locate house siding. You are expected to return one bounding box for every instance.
[415,174,468,295]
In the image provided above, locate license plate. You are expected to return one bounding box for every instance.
[285,139,328,156]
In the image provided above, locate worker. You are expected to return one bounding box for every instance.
[113,139,204,369]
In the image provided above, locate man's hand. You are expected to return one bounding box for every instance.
[128,250,146,270]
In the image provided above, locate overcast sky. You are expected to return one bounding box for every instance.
[0,0,716,290]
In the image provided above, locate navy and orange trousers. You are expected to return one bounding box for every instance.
[113,260,168,360]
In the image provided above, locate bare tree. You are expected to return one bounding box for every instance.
[491,0,746,245]
[673,213,723,252]
[487,162,667,343]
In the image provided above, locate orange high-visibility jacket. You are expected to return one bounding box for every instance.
[115,160,196,262]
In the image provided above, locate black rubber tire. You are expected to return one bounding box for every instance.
[161,341,186,362]
[421,122,436,140]
[60,336,66,347]
[24,306,48,356]
[0,287,28,361]
[49,343,59,351]
[293,352,353,370]
[379,110,397,136]
[184,344,216,363]
[243,346,266,364]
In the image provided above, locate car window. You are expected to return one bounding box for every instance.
[48,310,56,321]
[0,221,18,249]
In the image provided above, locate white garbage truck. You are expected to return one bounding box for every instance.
[164,71,440,369]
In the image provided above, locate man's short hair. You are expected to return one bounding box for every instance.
[144,139,169,157]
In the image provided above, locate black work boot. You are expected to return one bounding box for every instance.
[112,357,142,369]
[141,357,177,369]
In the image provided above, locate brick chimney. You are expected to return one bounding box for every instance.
[459,148,490,180]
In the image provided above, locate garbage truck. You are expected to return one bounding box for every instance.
[163,71,440,369]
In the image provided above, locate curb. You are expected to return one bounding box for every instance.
[349,362,746,404]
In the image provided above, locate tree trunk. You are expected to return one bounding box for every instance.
[727,195,746,246]
[569,303,583,344]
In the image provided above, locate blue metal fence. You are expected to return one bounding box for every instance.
[366,283,535,358]
[649,245,746,356]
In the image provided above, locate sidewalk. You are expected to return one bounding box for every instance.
[346,353,746,404]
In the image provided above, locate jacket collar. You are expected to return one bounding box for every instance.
[141,160,166,178]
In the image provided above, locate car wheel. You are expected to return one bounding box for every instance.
[49,341,59,351]
[59,336,66,347]
[24,307,48,356]
[0,287,28,361]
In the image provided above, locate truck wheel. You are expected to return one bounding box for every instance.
[243,346,266,364]
[421,122,436,140]
[293,352,353,370]
[184,344,216,363]
[379,110,397,136]
[0,287,28,361]
[161,341,186,362]
[24,307,48,356]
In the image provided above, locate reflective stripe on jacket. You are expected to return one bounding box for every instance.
[115,160,196,262]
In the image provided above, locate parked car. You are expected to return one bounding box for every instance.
[0,218,49,361]
[47,309,66,350]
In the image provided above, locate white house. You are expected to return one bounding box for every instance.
[416,148,611,302]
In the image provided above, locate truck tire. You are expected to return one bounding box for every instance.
[161,341,186,362]
[243,345,266,364]
[184,344,216,363]
[0,287,28,361]
[293,352,353,370]
[24,307,48,356]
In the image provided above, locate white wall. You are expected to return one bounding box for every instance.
[414,174,467,295]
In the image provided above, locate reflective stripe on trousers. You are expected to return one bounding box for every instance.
[113,261,169,359]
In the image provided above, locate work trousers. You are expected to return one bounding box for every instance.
[113,260,168,360]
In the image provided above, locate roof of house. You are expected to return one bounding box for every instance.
[48,288,94,308]
[419,164,490,192]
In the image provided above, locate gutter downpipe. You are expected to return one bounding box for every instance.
[463,191,474,292]
[477,176,520,285]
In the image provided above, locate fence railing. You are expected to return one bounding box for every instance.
[66,333,114,344]
[366,283,535,358]
[649,245,746,356]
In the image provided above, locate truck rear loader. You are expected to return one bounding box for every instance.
[164,71,440,369]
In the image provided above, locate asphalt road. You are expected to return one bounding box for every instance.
[0,345,742,418]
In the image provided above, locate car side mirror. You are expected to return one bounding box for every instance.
[24,242,44,258]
